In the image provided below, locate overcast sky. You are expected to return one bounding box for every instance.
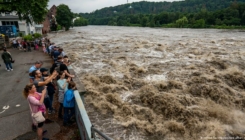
[48,0,181,13]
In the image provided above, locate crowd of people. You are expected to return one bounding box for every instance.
[20,38,77,140]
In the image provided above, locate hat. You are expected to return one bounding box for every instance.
[35,60,43,64]
[40,68,48,73]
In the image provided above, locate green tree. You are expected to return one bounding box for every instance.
[74,17,88,26]
[0,0,48,24]
[176,16,188,28]
[149,18,155,27]
[193,19,205,28]
[56,4,73,31]
[140,16,148,27]
[215,18,223,25]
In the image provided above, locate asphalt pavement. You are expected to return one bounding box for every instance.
[0,48,60,140]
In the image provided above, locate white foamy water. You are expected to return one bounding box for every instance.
[144,74,167,82]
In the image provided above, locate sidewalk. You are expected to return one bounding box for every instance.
[0,48,60,140]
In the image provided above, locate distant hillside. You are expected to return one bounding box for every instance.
[80,0,245,18]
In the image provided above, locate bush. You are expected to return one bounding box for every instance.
[57,24,62,30]
[74,17,88,26]
[23,35,33,41]
[33,33,42,39]
[19,32,23,37]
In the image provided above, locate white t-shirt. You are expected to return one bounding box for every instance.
[13,40,17,44]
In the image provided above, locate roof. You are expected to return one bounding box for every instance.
[0,14,19,19]
[50,5,56,10]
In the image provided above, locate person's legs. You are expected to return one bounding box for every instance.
[37,122,44,140]
[8,62,12,69]
[68,107,75,121]
[68,107,75,124]
[48,93,54,108]
[4,62,9,70]
[37,127,43,140]
[32,123,37,131]
[58,103,63,118]
[44,97,52,113]
[47,94,55,114]
[63,107,69,125]
[46,47,50,54]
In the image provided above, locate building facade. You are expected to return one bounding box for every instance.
[0,12,43,36]
[42,5,57,34]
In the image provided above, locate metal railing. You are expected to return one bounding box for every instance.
[91,126,112,140]
[74,90,113,140]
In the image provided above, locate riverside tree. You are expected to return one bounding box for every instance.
[176,16,188,28]
[74,17,88,26]
[56,4,73,31]
[0,0,48,24]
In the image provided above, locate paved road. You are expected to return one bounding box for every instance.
[0,48,58,140]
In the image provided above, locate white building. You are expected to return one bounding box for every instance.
[0,12,43,36]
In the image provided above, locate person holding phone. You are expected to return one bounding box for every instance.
[23,84,49,140]
[57,71,70,119]
[32,69,58,123]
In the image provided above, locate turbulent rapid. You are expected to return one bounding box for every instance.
[49,26,245,140]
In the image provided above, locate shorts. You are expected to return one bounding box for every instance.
[37,122,44,128]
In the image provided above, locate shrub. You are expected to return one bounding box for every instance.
[23,35,33,41]
[57,24,62,30]
[19,32,23,37]
[33,33,42,39]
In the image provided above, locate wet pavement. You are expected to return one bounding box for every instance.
[0,48,60,140]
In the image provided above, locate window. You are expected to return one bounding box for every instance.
[14,21,19,28]
[2,21,6,25]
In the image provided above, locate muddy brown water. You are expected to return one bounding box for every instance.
[49,26,245,140]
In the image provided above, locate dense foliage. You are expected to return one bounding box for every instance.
[74,17,88,26]
[80,1,245,28]
[22,33,41,41]
[23,35,33,41]
[33,33,42,39]
[56,4,73,31]
[80,0,245,18]
[0,0,48,24]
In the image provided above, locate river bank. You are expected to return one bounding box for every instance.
[124,24,245,30]
[48,26,245,140]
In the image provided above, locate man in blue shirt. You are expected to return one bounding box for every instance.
[29,61,43,83]
[51,46,60,62]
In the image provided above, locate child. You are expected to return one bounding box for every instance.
[63,81,76,126]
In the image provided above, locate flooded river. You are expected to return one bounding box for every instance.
[49,26,245,140]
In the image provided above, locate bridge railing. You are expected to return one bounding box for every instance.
[71,69,112,140]
[74,91,112,140]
